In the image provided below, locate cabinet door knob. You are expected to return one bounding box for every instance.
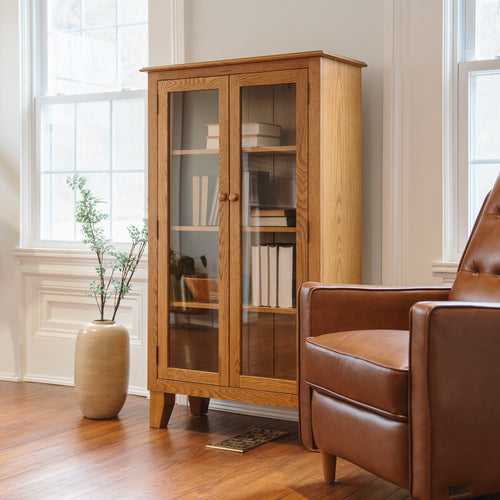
[228,193,239,202]
[219,193,228,201]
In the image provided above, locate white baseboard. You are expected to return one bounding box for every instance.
[22,375,149,398]
[23,373,74,386]
[0,372,22,382]
[128,386,149,397]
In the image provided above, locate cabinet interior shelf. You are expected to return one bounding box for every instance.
[170,301,296,315]
[243,226,296,233]
[171,226,295,233]
[171,226,219,231]
[171,145,296,156]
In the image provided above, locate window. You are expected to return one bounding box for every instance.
[35,0,148,244]
[457,0,500,250]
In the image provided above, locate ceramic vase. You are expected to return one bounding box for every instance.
[74,320,130,419]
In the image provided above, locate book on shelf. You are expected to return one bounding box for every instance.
[192,175,219,227]
[251,245,261,306]
[260,246,269,307]
[208,176,219,226]
[278,245,294,308]
[206,135,280,149]
[249,244,295,309]
[206,122,281,138]
[200,175,208,226]
[192,176,200,226]
[250,208,296,217]
[249,215,296,227]
[268,245,278,308]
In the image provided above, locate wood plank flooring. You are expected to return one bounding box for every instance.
[0,381,495,500]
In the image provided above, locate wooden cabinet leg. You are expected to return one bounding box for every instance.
[188,396,210,416]
[321,450,337,483]
[150,391,175,428]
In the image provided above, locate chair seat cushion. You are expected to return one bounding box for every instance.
[305,330,409,420]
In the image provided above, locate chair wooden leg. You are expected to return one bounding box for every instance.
[150,391,175,428]
[188,396,210,416]
[321,450,337,483]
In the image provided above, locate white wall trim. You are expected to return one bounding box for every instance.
[0,373,23,382]
[443,0,461,263]
[170,0,185,64]
[432,261,458,284]
[209,399,298,422]
[382,0,410,285]
[19,0,35,248]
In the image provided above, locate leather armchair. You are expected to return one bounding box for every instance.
[299,177,500,500]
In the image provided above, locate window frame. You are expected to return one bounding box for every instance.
[28,0,148,248]
[444,0,500,262]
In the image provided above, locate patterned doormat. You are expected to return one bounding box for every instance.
[206,428,287,453]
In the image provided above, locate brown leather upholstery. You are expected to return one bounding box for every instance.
[299,175,500,500]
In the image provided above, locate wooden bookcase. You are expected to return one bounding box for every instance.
[142,51,366,427]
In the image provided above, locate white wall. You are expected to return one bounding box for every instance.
[0,0,447,393]
[0,0,21,380]
[184,0,385,285]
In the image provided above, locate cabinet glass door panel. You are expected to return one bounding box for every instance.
[157,77,229,384]
[239,82,299,382]
[169,89,219,372]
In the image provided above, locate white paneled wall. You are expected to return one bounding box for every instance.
[16,249,148,395]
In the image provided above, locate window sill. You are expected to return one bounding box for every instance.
[432,261,458,284]
[14,247,147,280]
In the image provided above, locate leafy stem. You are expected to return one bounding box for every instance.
[67,174,148,322]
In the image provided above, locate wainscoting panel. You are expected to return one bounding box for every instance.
[16,249,148,396]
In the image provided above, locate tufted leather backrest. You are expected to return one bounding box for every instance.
[450,175,500,301]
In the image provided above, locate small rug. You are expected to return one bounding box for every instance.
[206,428,287,453]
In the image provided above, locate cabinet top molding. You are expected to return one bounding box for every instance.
[141,50,367,73]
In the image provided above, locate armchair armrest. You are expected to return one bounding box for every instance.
[298,282,450,449]
[299,282,451,339]
[410,301,500,499]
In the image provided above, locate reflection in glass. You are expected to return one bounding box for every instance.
[240,83,298,380]
[168,89,220,372]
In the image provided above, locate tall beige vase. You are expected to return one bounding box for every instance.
[74,320,130,419]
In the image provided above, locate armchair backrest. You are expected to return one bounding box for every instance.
[450,175,500,301]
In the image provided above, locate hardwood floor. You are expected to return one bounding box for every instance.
[0,382,495,500]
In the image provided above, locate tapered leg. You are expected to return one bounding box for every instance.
[188,396,210,416]
[150,391,175,428]
[321,450,337,483]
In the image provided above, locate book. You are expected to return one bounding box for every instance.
[251,245,260,306]
[200,175,208,226]
[249,216,296,227]
[206,135,280,149]
[207,122,281,138]
[268,245,278,308]
[250,208,296,217]
[260,245,269,307]
[278,245,294,308]
[192,176,200,226]
[208,176,219,226]
[242,135,280,148]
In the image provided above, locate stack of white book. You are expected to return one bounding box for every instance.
[206,122,281,149]
[249,208,296,227]
[250,244,294,308]
[192,175,219,226]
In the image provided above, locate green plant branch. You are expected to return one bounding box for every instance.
[67,174,147,322]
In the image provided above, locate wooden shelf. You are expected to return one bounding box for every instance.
[171,226,219,231]
[242,145,296,155]
[243,226,296,233]
[170,302,295,315]
[171,301,219,310]
[171,149,219,155]
[243,305,296,315]
[171,145,296,156]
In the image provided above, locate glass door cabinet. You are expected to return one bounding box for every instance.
[145,52,365,427]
